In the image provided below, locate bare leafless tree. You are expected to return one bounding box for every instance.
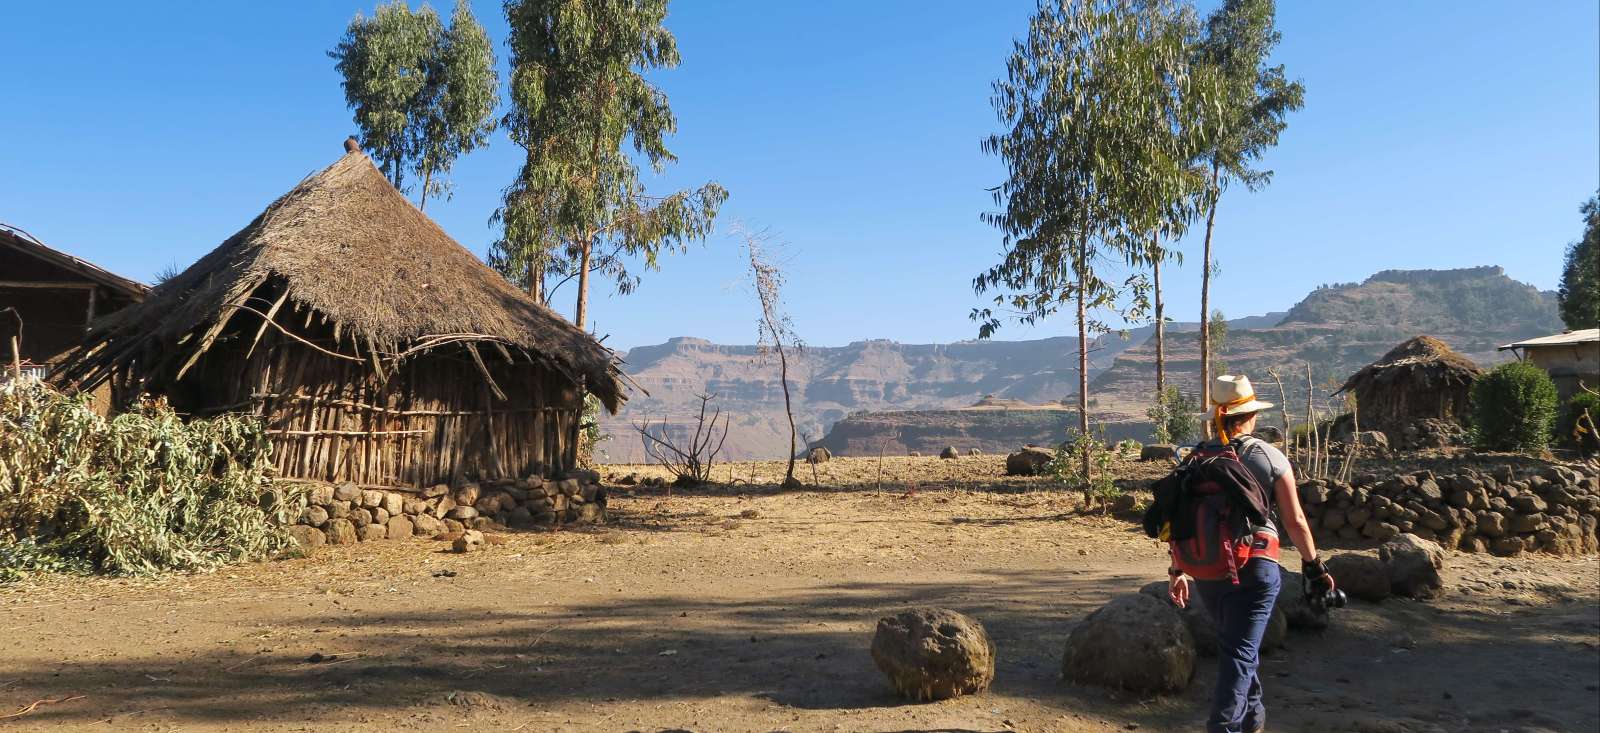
[741,225,804,488]
[631,393,729,489]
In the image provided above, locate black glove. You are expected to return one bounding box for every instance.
[1303,556,1336,600]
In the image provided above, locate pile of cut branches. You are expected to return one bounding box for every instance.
[0,376,299,581]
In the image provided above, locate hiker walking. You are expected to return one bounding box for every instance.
[1154,375,1337,733]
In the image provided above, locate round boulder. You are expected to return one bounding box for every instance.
[1277,570,1331,630]
[1005,446,1055,476]
[1138,581,1287,657]
[452,530,486,553]
[1063,593,1194,693]
[1139,444,1178,462]
[1379,533,1445,599]
[1324,552,1391,602]
[287,525,325,549]
[870,608,995,701]
[806,446,832,464]
[939,446,959,460]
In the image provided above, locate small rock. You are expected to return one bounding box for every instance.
[386,515,414,540]
[452,530,486,553]
[300,505,329,527]
[324,518,357,545]
[382,492,404,517]
[333,482,361,502]
[359,489,384,509]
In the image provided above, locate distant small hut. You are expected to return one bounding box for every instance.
[1335,335,1482,435]
[56,146,626,487]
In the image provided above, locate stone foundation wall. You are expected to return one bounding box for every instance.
[285,470,605,548]
[1301,462,1600,556]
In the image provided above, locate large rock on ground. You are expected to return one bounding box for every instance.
[1063,593,1194,693]
[287,525,325,549]
[385,515,414,541]
[324,518,357,545]
[939,446,960,460]
[1138,581,1286,657]
[1324,552,1391,602]
[1379,533,1445,599]
[1278,571,1331,630]
[870,608,995,701]
[805,446,832,464]
[1140,444,1178,462]
[1005,446,1055,476]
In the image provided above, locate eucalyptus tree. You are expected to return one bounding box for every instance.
[978,0,1198,476]
[495,0,726,330]
[331,0,498,210]
[1191,0,1303,407]
[1558,192,1599,330]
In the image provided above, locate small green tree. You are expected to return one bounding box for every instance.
[1471,362,1559,452]
[1209,308,1229,375]
[330,0,498,210]
[1558,192,1599,330]
[1147,385,1200,444]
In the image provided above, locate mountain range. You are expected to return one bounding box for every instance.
[599,266,1561,461]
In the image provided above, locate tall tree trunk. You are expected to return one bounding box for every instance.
[575,234,593,330]
[1199,161,1220,419]
[775,333,797,485]
[1153,234,1165,397]
[419,166,433,211]
[1076,241,1090,480]
[525,255,543,306]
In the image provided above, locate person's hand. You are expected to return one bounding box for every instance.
[1168,573,1190,608]
[1303,557,1335,600]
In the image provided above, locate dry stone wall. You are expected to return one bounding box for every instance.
[285,470,606,548]
[1300,462,1600,556]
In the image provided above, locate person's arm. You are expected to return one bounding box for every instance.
[1168,558,1190,608]
[1272,472,1318,563]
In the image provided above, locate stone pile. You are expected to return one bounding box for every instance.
[1299,462,1600,556]
[286,469,607,547]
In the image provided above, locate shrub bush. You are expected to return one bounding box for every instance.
[1559,389,1600,449]
[1,377,298,581]
[1470,362,1559,452]
[1146,386,1199,444]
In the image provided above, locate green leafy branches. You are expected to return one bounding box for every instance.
[494,0,725,326]
[331,0,499,209]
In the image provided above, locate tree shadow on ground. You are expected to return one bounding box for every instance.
[5,567,1597,731]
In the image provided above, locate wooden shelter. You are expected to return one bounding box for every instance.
[1,224,147,377]
[1335,335,1482,434]
[1498,328,1599,402]
[56,147,627,488]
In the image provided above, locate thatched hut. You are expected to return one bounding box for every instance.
[1335,335,1482,435]
[2,224,146,376]
[56,147,626,488]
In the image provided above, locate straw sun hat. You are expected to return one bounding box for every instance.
[1211,375,1274,415]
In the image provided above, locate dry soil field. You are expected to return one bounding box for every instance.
[3,456,1597,732]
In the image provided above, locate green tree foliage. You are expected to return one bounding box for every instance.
[1146,385,1200,444]
[1559,389,1600,450]
[1471,361,1559,452]
[492,0,726,325]
[1191,0,1303,406]
[330,0,499,210]
[978,0,1205,476]
[1558,192,1599,329]
[1209,308,1229,374]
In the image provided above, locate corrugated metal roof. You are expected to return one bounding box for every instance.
[1498,328,1600,351]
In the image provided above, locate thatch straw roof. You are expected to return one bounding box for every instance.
[58,149,626,410]
[1336,335,1482,397]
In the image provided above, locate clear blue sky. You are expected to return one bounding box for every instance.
[3,1,1595,351]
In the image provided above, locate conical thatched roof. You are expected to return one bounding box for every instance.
[1336,335,1482,396]
[59,149,626,410]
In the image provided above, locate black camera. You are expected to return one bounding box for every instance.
[1309,586,1347,611]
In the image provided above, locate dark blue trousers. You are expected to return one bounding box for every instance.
[1194,558,1281,733]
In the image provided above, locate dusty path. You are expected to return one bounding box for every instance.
[3,458,1597,732]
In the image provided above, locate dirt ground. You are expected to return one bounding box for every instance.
[3,456,1598,732]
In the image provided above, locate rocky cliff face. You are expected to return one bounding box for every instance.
[602,267,1559,461]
